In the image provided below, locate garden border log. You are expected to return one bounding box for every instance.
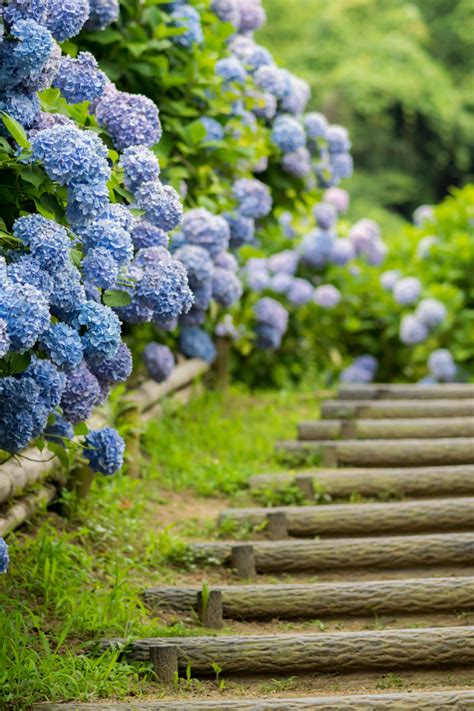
[249,465,474,499]
[0,485,56,537]
[276,438,474,467]
[102,626,474,672]
[132,358,209,413]
[321,399,474,419]
[143,576,474,620]
[0,448,57,504]
[191,532,474,573]
[30,689,474,709]
[298,417,474,441]
[338,383,474,400]
[219,497,474,537]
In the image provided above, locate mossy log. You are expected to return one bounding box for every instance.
[0,447,57,504]
[249,465,474,500]
[298,417,474,441]
[143,576,474,620]
[338,383,474,400]
[102,626,474,673]
[132,359,209,413]
[191,532,474,573]
[30,689,474,710]
[219,497,474,538]
[321,399,474,419]
[0,485,56,537]
[276,438,474,467]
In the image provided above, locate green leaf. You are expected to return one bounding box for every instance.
[1,113,31,149]
[69,248,83,267]
[103,290,132,307]
[46,441,70,469]
[73,422,89,436]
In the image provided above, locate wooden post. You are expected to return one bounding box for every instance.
[230,544,256,578]
[150,645,178,685]
[197,590,224,629]
[120,400,141,479]
[295,474,314,500]
[265,511,288,539]
[212,336,232,390]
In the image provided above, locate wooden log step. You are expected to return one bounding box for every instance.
[191,532,474,574]
[218,498,474,538]
[298,417,474,441]
[102,626,474,674]
[143,576,474,620]
[321,399,474,419]
[30,689,474,709]
[249,465,474,500]
[276,438,474,467]
[337,383,474,400]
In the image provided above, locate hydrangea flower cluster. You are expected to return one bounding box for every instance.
[0,538,9,574]
[179,327,217,362]
[253,297,289,350]
[340,355,378,384]
[399,296,447,346]
[142,343,175,382]
[427,349,457,383]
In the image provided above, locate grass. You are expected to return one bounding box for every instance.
[0,386,316,709]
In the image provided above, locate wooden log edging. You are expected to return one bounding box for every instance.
[191,532,474,573]
[298,417,474,441]
[218,497,474,538]
[101,626,474,672]
[337,383,474,400]
[0,448,57,504]
[143,576,474,620]
[249,465,474,500]
[31,690,474,709]
[0,485,56,537]
[321,399,474,419]
[132,358,208,413]
[276,438,474,467]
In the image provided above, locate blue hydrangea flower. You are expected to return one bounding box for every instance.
[271,115,306,153]
[216,57,246,84]
[281,75,310,115]
[7,256,54,297]
[13,214,70,273]
[324,186,349,214]
[244,258,270,291]
[0,282,49,352]
[8,18,54,77]
[45,414,74,446]
[82,247,119,289]
[88,343,133,385]
[267,250,298,276]
[211,0,240,27]
[131,219,169,250]
[53,52,107,104]
[81,219,134,265]
[400,314,428,345]
[174,244,214,289]
[60,361,101,423]
[314,284,341,309]
[40,322,83,369]
[212,268,242,307]
[304,112,328,140]
[254,65,290,100]
[181,208,230,257]
[214,251,238,272]
[85,0,119,30]
[224,212,255,249]
[179,305,206,327]
[326,125,351,154]
[340,355,377,384]
[254,297,288,332]
[46,0,89,40]
[252,91,277,121]
[74,301,122,363]
[135,181,183,232]
[142,342,175,383]
[179,327,216,363]
[137,258,194,322]
[83,427,125,475]
[93,84,162,150]
[331,151,353,180]
[4,0,48,26]
[428,349,456,382]
[232,179,272,219]
[0,319,10,358]
[270,272,292,294]
[330,238,355,266]
[237,0,266,34]
[25,355,65,409]
[0,376,40,452]
[133,246,171,271]
[413,205,434,227]
[281,147,312,178]
[169,5,203,47]
[393,277,422,306]
[199,117,224,142]
[49,262,86,318]
[416,235,438,259]
[31,125,110,187]
[0,90,40,131]
[255,322,284,350]
[285,278,312,306]
[0,538,9,574]
[100,203,134,231]
[415,298,447,329]
[313,202,337,230]
[66,181,111,227]
[300,229,335,268]
[120,144,160,192]
[380,269,401,291]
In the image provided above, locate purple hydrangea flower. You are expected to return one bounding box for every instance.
[84,427,125,475]
[281,147,312,178]
[88,343,133,385]
[267,250,298,275]
[175,244,214,289]
[254,296,288,331]
[313,284,341,308]
[254,64,290,100]
[400,314,428,345]
[212,268,242,307]
[428,349,456,382]
[142,342,175,383]
[181,208,230,257]
[380,269,401,291]
[330,238,355,265]
[313,202,337,230]
[179,327,216,363]
[323,186,349,214]
[137,258,194,322]
[93,84,162,150]
[393,277,422,306]
[300,229,335,268]
[224,212,255,248]
[233,178,272,219]
[287,278,313,305]
[135,181,183,232]
[211,0,240,26]
[61,361,101,423]
[237,0,266,33]
[326,125,351,153]
[415,298,447,330]
[214,252,238,272]
[216,57,246,84]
